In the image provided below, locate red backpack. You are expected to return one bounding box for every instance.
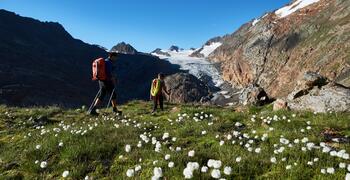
[92,58,107,81]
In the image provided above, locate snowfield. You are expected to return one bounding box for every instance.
[199,42,222,57]
[275,0,320,18]
[152,46,224,87]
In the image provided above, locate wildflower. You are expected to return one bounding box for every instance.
[211,169,221,179]
[58,142,64,147]
[36,145,41,150]
[201,166,208,173]
[271,157,277,164]
[339,163,346,169]
[165,154,171,160]
[347,164,350,171]
[188,150,195,157]
[255,148,261,153]
[236,157,242,163]
[326,167,335,174]
[153,167,163,179]
[223,166,232,175]
[320,169,326,174]
[286,165,292,170]
[125,144,131,153]
[220,140,225,146]
[307,161,313,166]
[168,162,174,168]
[40,161,47,168]
[183,167,193,179]
[176,147,182,151]
[62,170,69,178]
[162,133,169,140]
[346,173,350,180]
[202,131,207,135]
[135,165,142,172]
[35,160,39,164]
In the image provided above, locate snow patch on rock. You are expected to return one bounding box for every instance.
[275,0,320,18]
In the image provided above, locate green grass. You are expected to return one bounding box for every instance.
[0,101,349,179]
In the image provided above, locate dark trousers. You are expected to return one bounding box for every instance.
[153,95,164,111]
[97,80,116,101]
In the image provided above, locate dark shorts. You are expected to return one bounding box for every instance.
[97,80,116,101]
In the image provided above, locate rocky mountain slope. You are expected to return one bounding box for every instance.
[0,10,181,107]
[206,0,349,99]
[110,42,138,54]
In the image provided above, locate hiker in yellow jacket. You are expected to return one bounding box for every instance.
[150,73,170,114]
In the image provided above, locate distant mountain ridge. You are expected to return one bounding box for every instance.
[0,9,181,107]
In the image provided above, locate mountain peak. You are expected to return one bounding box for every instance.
[169,45,180,52]
[110,42,138,54]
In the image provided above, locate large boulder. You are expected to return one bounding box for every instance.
[288,83,350,113]
[239,84,270,106]
[165,73,210,103]
[288,71,328,100]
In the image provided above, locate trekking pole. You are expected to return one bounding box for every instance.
[107,89,115,109]
[88,89,101,112]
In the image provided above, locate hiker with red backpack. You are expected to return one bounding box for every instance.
[150,73,170,114]
[88,51,122,115]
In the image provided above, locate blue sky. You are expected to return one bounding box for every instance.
[1,0,290,52]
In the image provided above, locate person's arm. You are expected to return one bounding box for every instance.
[163,82,170,95]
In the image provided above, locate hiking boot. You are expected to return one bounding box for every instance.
[88,107,99,116]
[113,107,122,116]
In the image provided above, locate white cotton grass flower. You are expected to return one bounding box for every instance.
[236,157,242,163]
[270,157,277,164]
[168,162,174,168]
[201,166,208,173]
[162,132,169,140]
[255,148,261,153]
[135,165,142,172]
[321,169,326,174]
[183,167,194,179]
[62,170,69,178]
[165,154,171,160]
[339,162,346,169]
[202,131,207,135]
[326,167,335,174]
[125,144,131,153]
[286,165,292,170]
[35,160,39,164]
[183,162,199,179]
[223,166,232,175]
[188,150,195,157]
[58,142,64,147]
[211,169,221,179]
[346,173,350,180]
[36,145,41,150]
[40,161,47,168]
[207,159,222,169]
[152,167,163,180]
[126,169,135,177]
[220,140,225,146]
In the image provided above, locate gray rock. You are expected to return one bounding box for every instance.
[165,73,210,103]
[288,83,350,113]
[239,84,270,106]
[288,71,328,100]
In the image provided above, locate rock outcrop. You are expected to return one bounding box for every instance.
[208,0,350,99]
[164,73,210,103]
[238,84,270,106]
[288,83,350,113]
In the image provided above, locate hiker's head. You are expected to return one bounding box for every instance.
[158,73,165,80]
[108,51,119,61]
